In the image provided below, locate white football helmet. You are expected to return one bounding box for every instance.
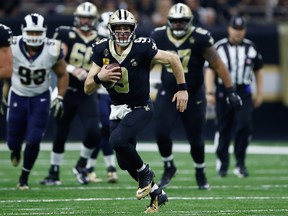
[97,12,113,38]
[74,2,98,32]
[108,9,137,47]
[22,13,47,47]
[167,3,193,38]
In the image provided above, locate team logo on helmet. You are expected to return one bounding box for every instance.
[74,2,98,32]
[22,13,47,47]
[108,9,137,47]
[167,3,193,38]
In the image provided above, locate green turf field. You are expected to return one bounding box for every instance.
[0,143,287,215]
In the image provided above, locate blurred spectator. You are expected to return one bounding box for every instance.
[152,0,173,27]
[0,0,21,17]
[184,0,207,26]
[135,0,155,26]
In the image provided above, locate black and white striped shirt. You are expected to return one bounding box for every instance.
[215,38,263,85]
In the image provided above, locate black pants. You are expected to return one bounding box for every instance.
[110,101,153,172]
[215,93,253,170]
[154,85,206,165]
[52,91,101,153]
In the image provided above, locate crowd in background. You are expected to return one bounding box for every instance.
[1,0,288,28]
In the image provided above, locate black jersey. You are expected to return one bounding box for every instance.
[0,24,12,47]
[151,26,214,93]
[91,37,158,106]
[53,26,102,91]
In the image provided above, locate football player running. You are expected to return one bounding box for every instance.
[84,9,188,213]
[0,23,13,114]
[150,3,241,190]
[7,13,69,189]
[40,2,104,185]
[85,11,119,184]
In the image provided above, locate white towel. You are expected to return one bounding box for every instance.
[109,104,132,120]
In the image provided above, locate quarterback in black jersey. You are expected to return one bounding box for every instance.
[40,2,103,186]
[150,3,241,190]
[85,9,188,213]
[0,23,13,110]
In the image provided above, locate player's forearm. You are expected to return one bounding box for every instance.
[212,59,234,88]
[84,76,99,95]
[56,73,69,97]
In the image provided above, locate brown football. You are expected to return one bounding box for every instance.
[102,63,121,89]
[105,62,121,73]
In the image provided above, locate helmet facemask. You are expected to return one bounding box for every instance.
[108,9,137,47]
[22,13,47,47]
[167,3,193,38]
[74,2,98,32]
[167,18,192,38]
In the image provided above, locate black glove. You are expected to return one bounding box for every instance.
[51,96,64,119]
[226,87,243,109]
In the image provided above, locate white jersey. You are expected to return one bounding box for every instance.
[11,36,62,97]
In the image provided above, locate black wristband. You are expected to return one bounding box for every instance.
[206,92,214,95]
[226,86,235,94]
[178,83,187,91]
[93,73,102,84]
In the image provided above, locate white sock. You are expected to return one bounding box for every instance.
[194,163,205,168]
[80,145,94,159]
[86,158,97,169]
[103,155,116,167]
[162,155,173,162]
[136,164,146,172]
[51,152,64,165]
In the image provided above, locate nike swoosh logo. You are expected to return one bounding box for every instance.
[40,98,47,102]
[196,100,202,105]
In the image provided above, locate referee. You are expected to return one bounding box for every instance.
[205,15,264,178]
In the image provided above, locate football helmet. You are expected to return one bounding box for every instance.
[167,3,193,38]
[108,9,137,47]
[22,13,47,47]
[74,2,98,32]
[97,12,113,38]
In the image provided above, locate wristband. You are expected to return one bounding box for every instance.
[93,73,102,84]
[177,83,187,91]
[66,64,76,74]
[226,86,235,94]
[206,92,214,95]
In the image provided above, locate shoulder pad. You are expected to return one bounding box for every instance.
[46,38,62,57]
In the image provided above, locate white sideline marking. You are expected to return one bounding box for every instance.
[0,142,288,154]
[0,196,288,203]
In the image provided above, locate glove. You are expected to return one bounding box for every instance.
[226,87,243,109]
[0,96,8,115]
[51,95,64,119]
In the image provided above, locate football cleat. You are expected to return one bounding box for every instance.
[144,188,168,213]
[17,178,29,190]
[136,165,154,200]
[218,170,228,177]
[72,166,89,184]
[196,169,211,190]
[40,175,61,185]
[10,151,21,167]
[157,165,177,189]
[87,171,103,183]
[107,166,119,183]
[233,166,249,178]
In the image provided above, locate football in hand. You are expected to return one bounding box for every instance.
[102,63,122,89]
